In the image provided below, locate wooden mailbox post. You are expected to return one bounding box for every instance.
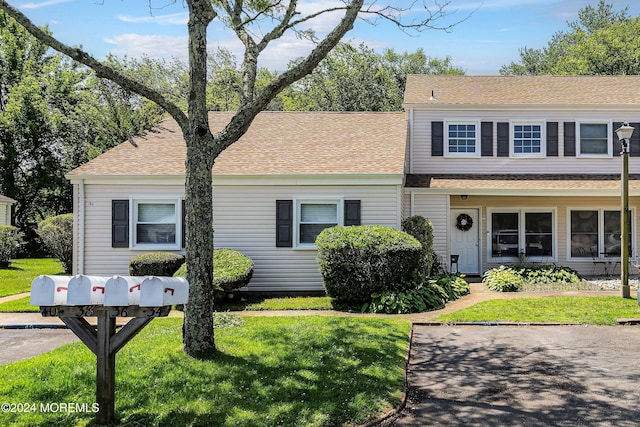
[32,275,188,425]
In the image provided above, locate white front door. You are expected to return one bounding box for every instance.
[450,209,480,274]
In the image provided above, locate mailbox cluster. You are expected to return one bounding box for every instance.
[30,275,189,307]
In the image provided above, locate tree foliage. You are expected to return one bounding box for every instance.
[500,1,638,75]
[0,0,459,358]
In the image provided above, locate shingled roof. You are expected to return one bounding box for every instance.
[68,111,407,178]
[0,195,15,203]
[404,75,640,106]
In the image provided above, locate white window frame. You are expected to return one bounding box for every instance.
[576,121,612,158]
[510,120,546,158]
[130,197,182,250]
[567,207,635,261]
[487,208,557,262]
[444,120,481,158]
[293,197,343,249]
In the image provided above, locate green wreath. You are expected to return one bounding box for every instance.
[456,213,473,232]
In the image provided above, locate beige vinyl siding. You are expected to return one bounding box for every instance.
[0,203,8,225]
[212,185,400,292]
[448,195,640,277]
[410,193,449,261]
[78,183,400,292]
[80,185,185,276]
[410,108,640,175]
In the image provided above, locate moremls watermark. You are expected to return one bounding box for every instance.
[2,402,99,414]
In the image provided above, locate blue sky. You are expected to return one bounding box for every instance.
[11,0,640,75]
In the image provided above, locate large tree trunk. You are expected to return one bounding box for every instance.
[182,0,216,358]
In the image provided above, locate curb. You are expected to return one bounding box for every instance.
[0,323,68,329]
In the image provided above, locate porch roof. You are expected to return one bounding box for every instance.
[0,195,16,203]
[405,174,640,191]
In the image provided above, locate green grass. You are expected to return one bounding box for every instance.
[0,258,64,297]
[0,296,36,312]
[219,296,334,311]
[0,316,410,427]
[436,296,640,325]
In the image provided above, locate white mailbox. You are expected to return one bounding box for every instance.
[103,276,145,306]
[139,276,188,307]
[66,275,109,306]
[30,275,73,306]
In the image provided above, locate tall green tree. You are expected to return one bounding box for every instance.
[0,0,459,358]
[501,1,636,75]
[281,43,463,111]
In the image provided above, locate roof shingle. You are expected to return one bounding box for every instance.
[69,111,407,177]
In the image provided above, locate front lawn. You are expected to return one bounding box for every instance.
[0,316,411,427]
[0,258,64,297]
[436,296,640,325]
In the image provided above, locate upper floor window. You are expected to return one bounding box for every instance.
[578,122,611,157]
[446,121,480,157]
[511,122,545,157]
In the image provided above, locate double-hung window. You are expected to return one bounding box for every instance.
[446,121,479,157]
[295,199,342,248]
[132,198,181,249]
[578,122,611,157]
[489,209,554,260]
[511,122,545,157]
[569,209,632,258]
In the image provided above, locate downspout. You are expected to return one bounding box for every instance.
[409,108,414,174]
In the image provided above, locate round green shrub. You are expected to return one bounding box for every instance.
[0,225,21,267]
[316,225,423,305]
[37,214,73,273]
[173,248,254,292]
[401,215,435,275]
[129,252,185,276]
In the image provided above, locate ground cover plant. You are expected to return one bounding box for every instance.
[435,296,640,325]
[0,258,63,297]
[0,316,410,426]
[483,264,581,292]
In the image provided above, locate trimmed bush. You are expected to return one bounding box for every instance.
[37,214,73,273]
[129,252,185,276]
[316,225,423,305]
[401,215,435,275]
[0,225,21,267]
[173,248,254,292]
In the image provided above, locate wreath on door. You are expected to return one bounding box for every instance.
[456,213,473,232]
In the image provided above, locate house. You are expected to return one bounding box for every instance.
[67,75,640,292]
[0,195,15,226]
[404,75,640,277]
[67,112,407,292]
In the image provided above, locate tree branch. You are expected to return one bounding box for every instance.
[0,0,188,129]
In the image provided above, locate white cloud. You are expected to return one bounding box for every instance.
[118,12,189,26]
[105,34,189,59]
[20,0,71,10]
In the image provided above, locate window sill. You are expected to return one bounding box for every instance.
[129,244,182,251]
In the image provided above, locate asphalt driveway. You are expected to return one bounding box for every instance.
[390,325,640,427]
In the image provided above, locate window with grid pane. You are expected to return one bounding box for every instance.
[448,123,477,153]
[513,124,542,154]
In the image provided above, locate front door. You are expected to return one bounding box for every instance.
[450,208,480,274]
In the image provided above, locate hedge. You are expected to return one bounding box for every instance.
[129,252,186,276]
[316,225,422,305]
[173,248,254,292]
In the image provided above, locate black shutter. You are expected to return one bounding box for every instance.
[631,123,640,157]
[276,200,293,248]
[344,200,361,226]
[112,200,129,248]
[432,121,444,156]
[181,199,186,249]
[547,122,558,157]
[564,122,576,157]
[613,122,623,157]
[497,122,509,157]
[481,122,493,156]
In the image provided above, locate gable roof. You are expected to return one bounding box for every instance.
[404,75,640,106]
[68,111,407,178]
[0,195,15,204]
